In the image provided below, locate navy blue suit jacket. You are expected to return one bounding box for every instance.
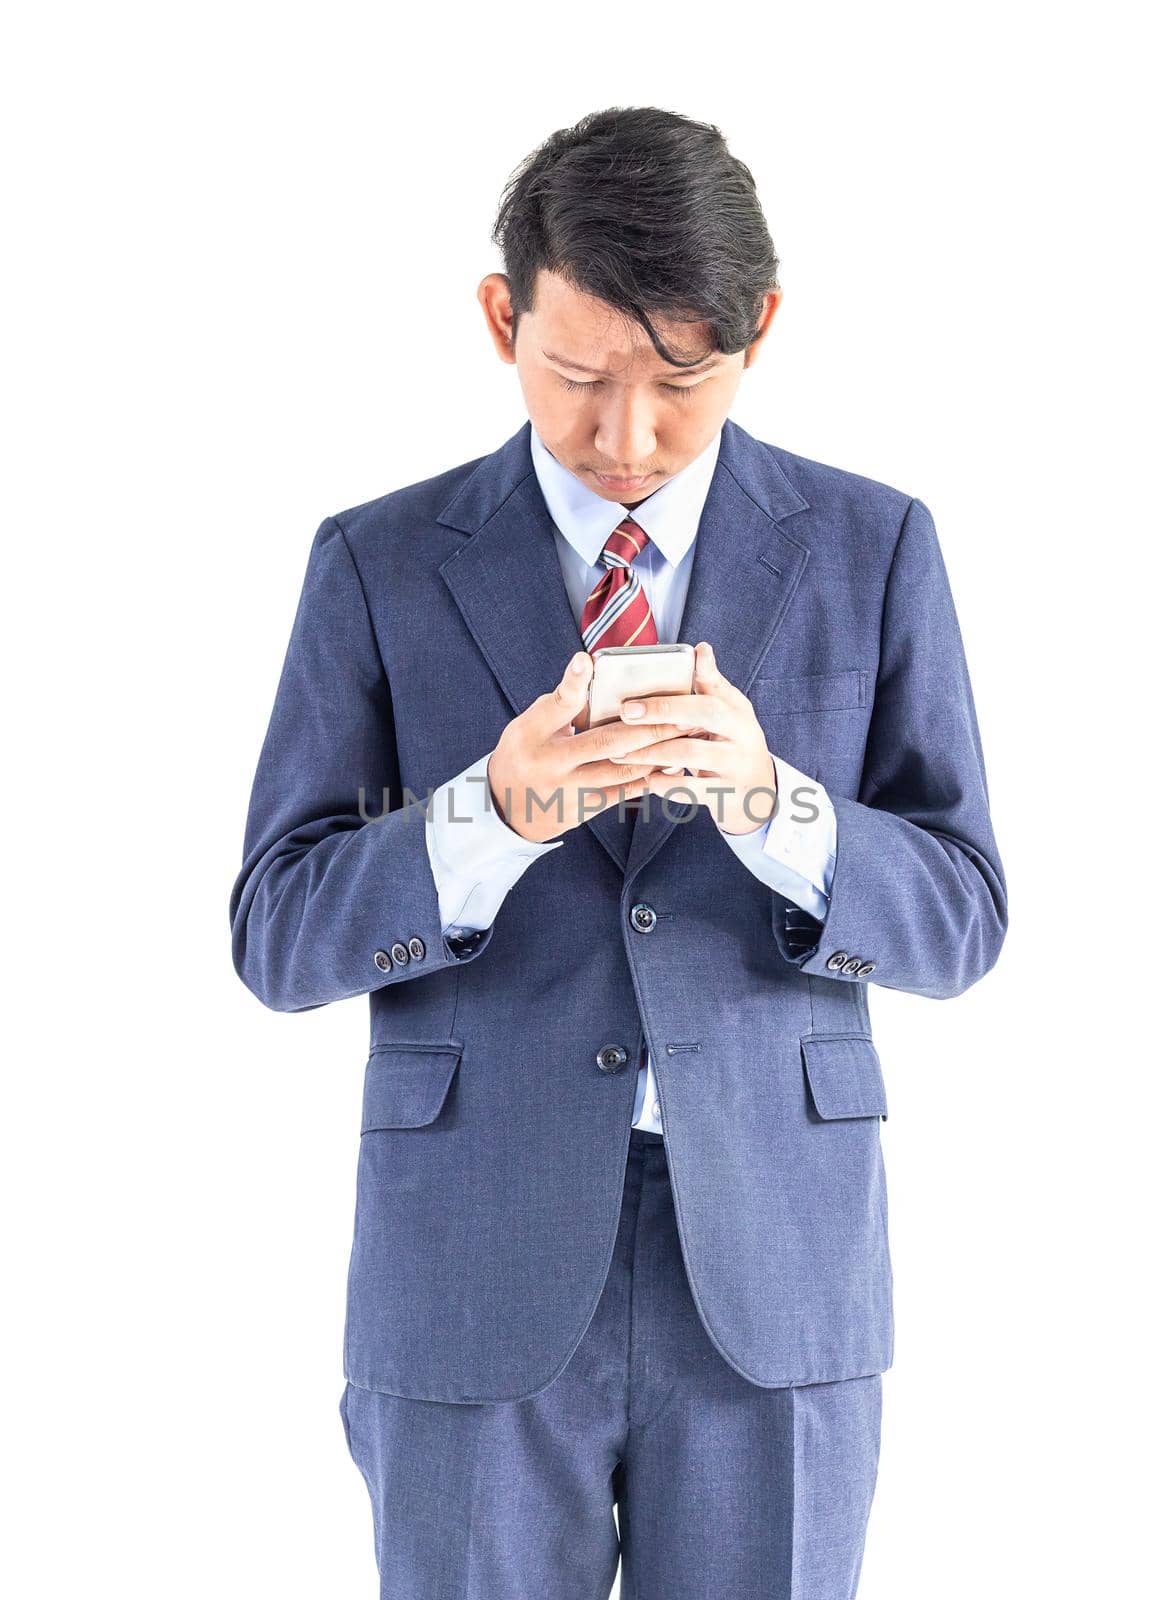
[230,418,1007,1402]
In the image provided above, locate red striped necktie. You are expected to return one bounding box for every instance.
[580,518,659,652]
[580,518,658,830]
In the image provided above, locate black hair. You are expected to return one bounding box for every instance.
[490,106,780,370]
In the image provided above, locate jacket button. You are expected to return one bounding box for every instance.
[827,951,849,971]
[857,961,876,976]
[390,942,410,966]
[407,936,426,960]
[630,902,657,934]
[596,1045,629,1073]
[373,949,393,973]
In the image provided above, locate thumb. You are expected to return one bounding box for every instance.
[548,650,593,733]
[693,640,736,701]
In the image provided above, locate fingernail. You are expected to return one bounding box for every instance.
[571,654,588,674]
[623,701,645,717]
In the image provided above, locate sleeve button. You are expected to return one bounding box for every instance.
[373,949,393,973]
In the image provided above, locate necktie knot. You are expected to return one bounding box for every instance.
[601,517,651,571]
[580,516,659,656]
[578,514,660,832]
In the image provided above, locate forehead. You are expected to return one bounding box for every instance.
[529,268,716,375]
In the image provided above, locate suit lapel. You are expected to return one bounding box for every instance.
[437,418,811,879]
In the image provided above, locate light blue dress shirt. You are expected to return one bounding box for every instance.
[423,424,838,1134]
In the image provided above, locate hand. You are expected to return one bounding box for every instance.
[486,652,686,843]
[617,641,779,836]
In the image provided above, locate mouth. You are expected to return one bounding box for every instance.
[593,470,656,492]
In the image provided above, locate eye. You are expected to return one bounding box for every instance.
[558,377,702,397]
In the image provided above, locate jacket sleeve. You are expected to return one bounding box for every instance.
[229,515,496,1012]
[773,497,1008,999]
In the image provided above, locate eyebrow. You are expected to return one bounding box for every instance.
[541,347,722,379]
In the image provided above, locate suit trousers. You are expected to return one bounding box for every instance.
[339,1129,883,1599]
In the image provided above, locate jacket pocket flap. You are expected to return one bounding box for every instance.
[361,1044,462,1131]
[801,1035,888,1120]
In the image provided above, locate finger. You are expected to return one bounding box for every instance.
[643,768,780,828]
[600,774,650,807]
[640,770,734,810]
[541,651,593,735]
[640,769,710,804]
[692,640,747,707]
[619,692,728,736]
[572,754,673,791]
[566,774,651,823]
[565,715,689,768]
[621,737,734,774]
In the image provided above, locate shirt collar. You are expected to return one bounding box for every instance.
[528,423,722,571]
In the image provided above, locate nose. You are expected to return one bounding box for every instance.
[594,388,657,470]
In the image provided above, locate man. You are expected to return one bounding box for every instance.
[230,105,1007,1599]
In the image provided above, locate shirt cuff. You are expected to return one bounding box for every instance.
[716,753,837,922]
[425,749,562,933]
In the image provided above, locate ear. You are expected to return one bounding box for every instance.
[742,287,783,370]
[477,273,519,365]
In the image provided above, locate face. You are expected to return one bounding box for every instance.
[478,268,781,508]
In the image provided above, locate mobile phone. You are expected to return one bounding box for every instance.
[584,643,696,730]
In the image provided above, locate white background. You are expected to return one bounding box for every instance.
[4,3,1166,1595]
